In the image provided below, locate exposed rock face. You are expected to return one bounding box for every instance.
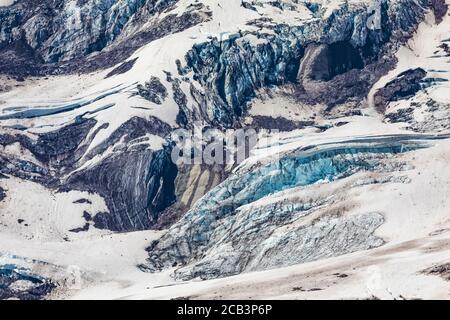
[151,163,226,229]
[0,0,211,76]
[1,0,450,297]
[374,68,428,113]
[174,212,385,280]
[0,116,176,232]
[68,146,178,231]
[301,42,364,82]
[0,1,441,238]
[0,264,56,300]
[177,0,429,126]
[182,33,304,126]
[58,117,179,231]
[137,76,168,105]
[244,212,385,272]
[0,119,96,184]
[385,98,450,132]
[423,262,450,281]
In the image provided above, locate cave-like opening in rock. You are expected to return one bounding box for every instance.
[327,41,364,80]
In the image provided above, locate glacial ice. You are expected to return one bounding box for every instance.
[143,139,431,279]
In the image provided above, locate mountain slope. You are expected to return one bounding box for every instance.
[1,0,450,300]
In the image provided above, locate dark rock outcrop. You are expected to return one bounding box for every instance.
[0,118,96,184]
[0,186,5,202]
[0,115,178,232]
[62,117,176,231]
[0,118,95,165]
[143,137,431,279]
[431,0,449,23]
[0,265,56,300]
[0,0,211,76]
[177,0,429,127]
[105,57,138,78]
[374,68,427,113]
[137,76,168,105]
[251,116,315,132]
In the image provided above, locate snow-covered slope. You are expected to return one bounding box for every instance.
[1,0,450,300]
[0,1,15,7]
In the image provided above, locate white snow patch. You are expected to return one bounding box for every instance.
[0,0,15,6]
[0,176,108,242]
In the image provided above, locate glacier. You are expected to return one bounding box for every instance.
[0,0,450,300]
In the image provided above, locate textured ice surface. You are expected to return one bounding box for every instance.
[143,138,430,279]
